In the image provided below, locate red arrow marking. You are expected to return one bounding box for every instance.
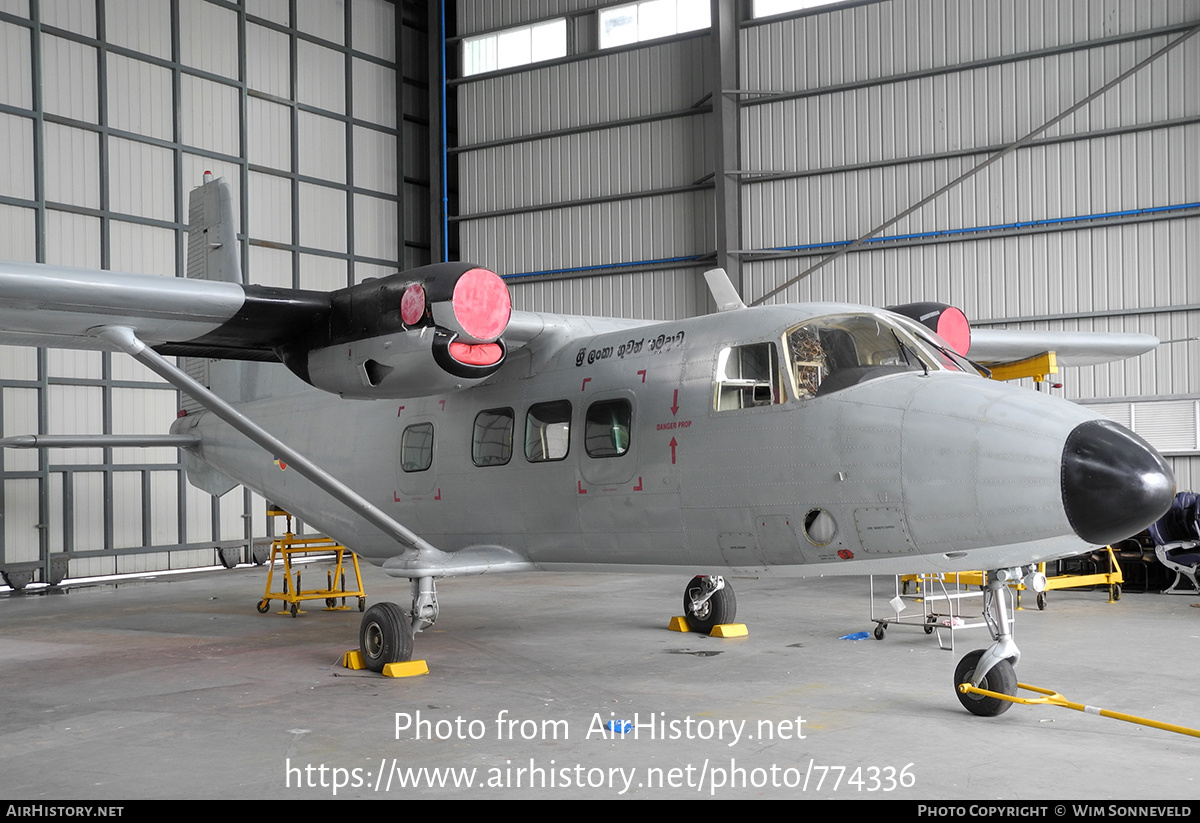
[435,488,441,500]
[669,437,678,464]
[577,481,587,495]
[396,405,405,416]
[670,389,679,416]
[581,377,591,392]
[633,477,643,491]
[637,370,646,383]
[438,399,445,411]
[393,491,401,502]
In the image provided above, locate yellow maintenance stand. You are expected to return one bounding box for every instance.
[256,505,366,617]
[900,547,1125,612]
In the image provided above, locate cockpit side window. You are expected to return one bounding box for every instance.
[714,343,785,411]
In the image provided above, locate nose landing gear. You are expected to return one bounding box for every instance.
[953,567,1041,716]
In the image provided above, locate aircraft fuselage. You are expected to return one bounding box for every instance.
[175,302,1172,580]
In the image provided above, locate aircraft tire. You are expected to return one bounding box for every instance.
[683,576,736,634]
[954,650,1016,717]
[359,602,413,672]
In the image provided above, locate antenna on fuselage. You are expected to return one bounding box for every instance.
[703,268,746,313]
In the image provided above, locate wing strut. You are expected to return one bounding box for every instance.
[93,325,441,557]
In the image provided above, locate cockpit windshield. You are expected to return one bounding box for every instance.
[785,313,973,398]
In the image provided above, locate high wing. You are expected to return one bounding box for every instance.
[874,297,1159,370]
[967,328,1159,367]
[0,260,319,357]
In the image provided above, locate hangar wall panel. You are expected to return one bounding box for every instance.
[457,0,609,37]
[459,37,709,144]
[508,265,704,320]
[0,0,425,588]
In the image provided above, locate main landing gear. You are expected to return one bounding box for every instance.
[358,577,440,673]
[954,566,1045,717]
[683,574,737,633]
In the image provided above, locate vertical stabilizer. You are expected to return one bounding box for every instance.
[186,175,242,284]
[181,175,244,415]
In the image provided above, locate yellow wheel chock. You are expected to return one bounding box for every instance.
[668,616,747,637]
[958,680,1200,738]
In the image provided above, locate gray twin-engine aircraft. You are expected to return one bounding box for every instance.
[0,177,1175,716]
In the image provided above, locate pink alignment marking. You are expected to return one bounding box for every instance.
[400,283,426,325]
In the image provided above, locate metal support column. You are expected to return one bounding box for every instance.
[708,0,741,299]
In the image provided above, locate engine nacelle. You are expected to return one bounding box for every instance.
[279,263,511,399]
[884,301,971,356]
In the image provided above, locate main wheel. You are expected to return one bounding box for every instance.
[954,649,1016,717]
[359,602,413,672]
[683,576,736,634]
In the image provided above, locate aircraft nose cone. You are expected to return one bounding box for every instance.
[1061,419,1174,545]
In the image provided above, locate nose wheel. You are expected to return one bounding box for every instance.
[954,567,1029,716]
[954,649,1017,716]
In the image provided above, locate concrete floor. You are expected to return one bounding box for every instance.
[0,561,1196,800]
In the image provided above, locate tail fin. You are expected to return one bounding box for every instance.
[181,175,243,414]
[186,174,242,284]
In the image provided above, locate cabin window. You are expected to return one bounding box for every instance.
[473,408,514,467]
[585,399,632,457]
[401,422,434,472]
[713,343,784,411]
[525,400,572,462]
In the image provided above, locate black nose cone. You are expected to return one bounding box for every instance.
[1062,419,1175,545]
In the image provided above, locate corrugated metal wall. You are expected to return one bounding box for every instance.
[0,0,428,587]
[454,0,1198,485]
[453,8,718,319]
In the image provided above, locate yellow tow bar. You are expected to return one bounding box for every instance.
[958,681,1200,738]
